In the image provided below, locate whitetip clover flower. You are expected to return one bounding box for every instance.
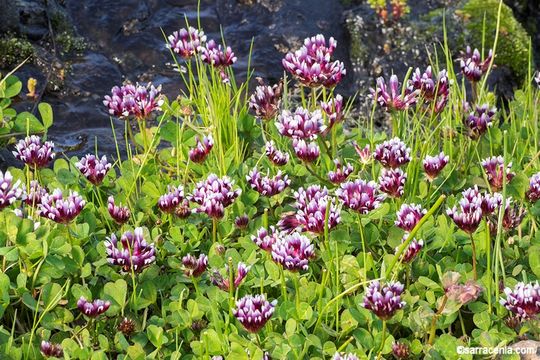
[105,227,156,272]
[446,186,483,234]
[189,135,214,163]
[182,254,208,277]
[396,234,424,263]
[158,185,185,213]
[332,353,359,360]
[423,152,449,181]
[408,66,450,113]
[292,185,341,234]
[320,94,344,131]
[39,189,85,224]
[24,180,48,208]
[370,75,418,111]
[275,107,325,140]
[167,26,206,59]
[271,232,315,271]
[265,141,289,166]
[12,135,55,168]
[233,294,277,333]
[481,156,515,191]
[459,46,493,82]
[0,170,22,210]
[251,226,281,251]
[336,179,385,214]
[248,78,283,121]
[362,281,406,320]
[464,103,497,140]
[328,159,353,184]
[527,172,540,203]
[189,174,241,219]
[378,168,407,198]
[199,39,237,68]
[246,168,290,197]
[107,196,130,224]
[292,139,320,163]
[40,340,63,358]
[374,137,411,169]
[500,282,540,319]
[77,297,110,318]
[395,203,426,231]
[76,154,112,185]
[103,83,163,120]
[211,262,251,292]
[282,34,346,88]
[353,142,372,164]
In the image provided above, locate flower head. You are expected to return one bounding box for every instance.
[251,226,281,251]
[189,174,241,219]
[167,26,206,59]
[77,297,110,317]
[320,94,344,130]
[233,294,277,333]
[331,353,359,360]
[211,262,251,291]
[276,107,325,140]
[271,232,315,271]
[336,179,385,214]
[460,46,493,82]
[481,156,515,191]
[446,186,483,234]
[292,185,341,234]
[40,341,63,358]
[423,152,449,181]
[23,180,47,207]
[174,199,191,219]
[408,66,450,113]
[282,34,346,88]
[292,139,320,163]
[189,135,213,163]
[199,39,237,68]
[489,199,525,232]
[397,234,424,263]
[158,185,185,213]
[527,172,540,202]
[464,103,497,139]
[40,189,85,223]
[395,203,426,231]
[362,281,406,320]
[13,135,55,168]
[0,170,22,210]
[182,254,208,277]
[108,196,131,224]
[249,78,283,120]
[371,75,418,111]
[535,71,540,88]
[379,168,407,198]
[328,159,353,184]
[392,342,410,359]
[246,168,290,197]
[481,192,502,215]
[105,227,155,272]
[76,154,112,185]
[501,282,540,319]
[353,142,372,164]
[265,141,289,166]
[103,83,163,120]
[374,138,411,169]
[234,214,249,229]
[118,317,137,336]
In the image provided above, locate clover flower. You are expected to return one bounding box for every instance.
[331,353,359,360]
[481,192,502,215]
[175,200,191,219]
[103,83,163,120]
[12,135,55,168]
[379,168,407,198]
[489,199,526,232]
[40,189,85,224]
[460,46,493,82]
[292,185,341,234]
[76,154,112,185]
[246,168,290,197]
[0,170,22,210]
[362,281,406,320]
[275,107,325,140]
[108,196,131,224]
[249,78,283,120]
[211,262,251,291]
[118,317,137,336]
[234,214,249,229]
[408,66,450,113]
[320,94,344,130]
[233,294,277,333]
[199,39,237,68]
[527,172,540,202]
[501,282,540,319]
[446,187,483,234]
[423,152,449,181]
[24,180,47,207]
[77,297,110,317]
[370,75,418,111]
[328,159,353,184]
[40,341,63,358]
[481,156,515,191]
[353,142,372,164]
[464,103,497,139]
[395,203,426,231]
[265,141,289,166]
[282,34,346,88]
[189,135,214,163]
[535,71,540,88]
[105,227,155,272]
[271,232,315,271]
[189,174,241,219]
[182,254,208,277]
[374,138,411,169]
[392,342,410,359]
[167,26,206,59]
[252,226,281,251]
[158,185,185,213]
[397,234,424,263]
[336,179,385,214]
[292,139,320,163]
[442,272,483,305]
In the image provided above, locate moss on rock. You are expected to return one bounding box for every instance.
[0,36,34,68]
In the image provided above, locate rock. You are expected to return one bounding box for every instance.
[0,0,20,33]
[503,340,540,360]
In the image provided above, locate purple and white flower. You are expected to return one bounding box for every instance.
[40,340,63,358]
[447,186,483,234]
[320,94,344,130]
[182,254,208,277]
[328,159,353,184]
[336,179,385,214]
[211,262,251,291]
[246,168,290,197]
[189,174,241,219]
[0,170,22,210]
[481,156,515,191]
[292,185,341,234]
[167,26,206,59]
[12,135,55,168]
[105,227,155,272]
[423,152,449,181]
[408,66,450,113]
[251,226,281,251]
[77,297,110,317]
[265,141,289,166]
[379,168,407,198]
[103,83,163,120]
[76,154,112,185]
[396,234,424,263]
[464,103,497,139]
[189,135,213,163]
[158,185,185,213]
[362,281,406,320]
[395,203,426,231]
[108,196,131,224]
[249,78,283,121]
[371,75,418,111]
[460,46,493,82]
[24,180,47,207]
[275,107,325,140]
[374,138,411,169]
[501,282,540,319]
[353,142,372,164]
[39,189,85,224]
[527,172,540,203]
[271,232,315,271]
[233,294,277,333]
[292,139,320,163]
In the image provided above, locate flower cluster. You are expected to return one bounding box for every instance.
[24,180,47,207]
[77,297,110,317]
[13,135,55,168]
[182,254,208,277]
[464,103,497,140]
[0,170,22,210]
[460,46,493,82]
[446,186,483,234]
[374,138,411,169]
[293,139,320,163]
[395,203,426,231]
[291,185,341,234]
[189,135,214,163]
[234,214,249,229]
[76,154,112,185]
[246,168,290,197]
[371,75,418,111]
[397,235,424,263]
[362,281,406,320]
[481,156,515,191]
[103,83,163,120]
[233,294,277,333]
[408,66,450,113]
[265,141,289,166]
[105,227,156,272]
[320,94,344,130]
[40,189,85,224]
[167,26,206,59]
[211,262,251,291]
[501,282,540,319]
[282,34,346,88]
[40,341,63,358]
[107,196,131,224]
[423,152,449,181]
[249,78,283,120]
[328,159,353,184]
[332,353,359,360]
[442,272,483,305]
[527,172,540,202]
[337,179,385,214]
[158,185,185,213]
[199,39,237,68]
[488,199,526,232]
[379,168,407,198]
[276,107,325,140]
[189,174,241,218]
[392,342,410,359]
[251,226,280,251]
[271,232,315,271]
[354,142,372,164]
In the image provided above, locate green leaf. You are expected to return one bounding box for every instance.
[38,102,54,128]
[14,111,44,133]
[473,311,491,331]
[529,245,540,279]
[147,325,168,348]
[42,282,63,309]
[0,273,10,319]
[103,279,127,315]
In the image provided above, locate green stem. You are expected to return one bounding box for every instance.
[428,295,448,345]
[469,233,478,281]
[376,320,387,360]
